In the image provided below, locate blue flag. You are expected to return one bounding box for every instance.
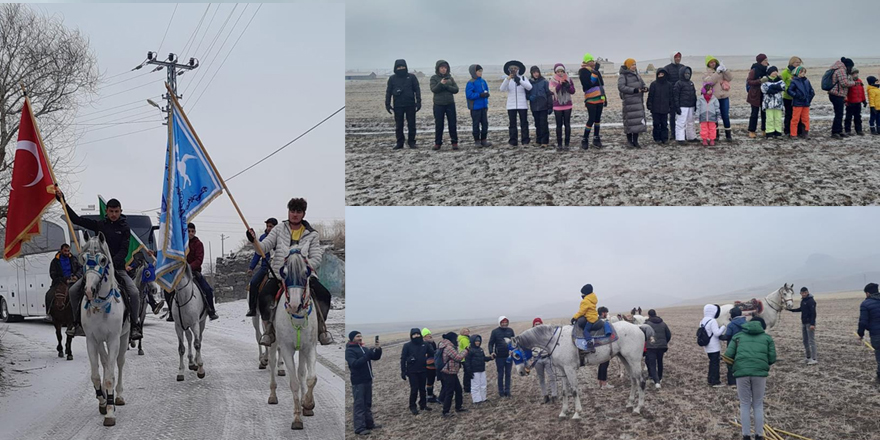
[156,101,223,291]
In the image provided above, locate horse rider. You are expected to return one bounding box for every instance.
[247,198,325,346]
[128,251,165,315]
[246,218,277,317]
[186,223,218,320]
[571,284,602,352]
[55,190,142,341]
[46,243,81,315]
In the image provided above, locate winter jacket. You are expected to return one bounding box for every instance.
[438,338,467,375]
[50,252,82,287]
[578,66,605,105]
[829,59,857,98]
[761,78,786,111]
[529,76,553,113]
[400,329,435,374]
[63,205,132,270]
[696,95,721,123]
[458,334,471,364]
[846,78,866,104]
[781,65,795,100]
[646,316,672,349]
[249,232,270,271]
[187,236,205,273]
[429,60,459,106]
[663,53,688,85]
[723,321,776,378]
[702,60,734,100]
[573,292,599,323]
[647,68,674,115]
[346,342,382,385]
[857,295,880,339]
[464,335,491,373]
[787,76,816,107]
[465,65,489,110]
[700,304,727,354]
[720,316,747,342]
[868,85,880,111]
[789,294,817,326]
[501,74,533,110]
[746,63,767,107]
[425,340,438,370]
[618,66,648,134]
[673,66,696,109]
[385,59,421,109]
[549,69,576,111]
[254,220,323,275]
[488,326,515,358]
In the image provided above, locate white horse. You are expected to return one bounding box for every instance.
[251,289,284,375]
[509,322,649,418]
[716,283,796,331]
[170,265,207,381]
[80,233,130,427]
[267,249,318,430]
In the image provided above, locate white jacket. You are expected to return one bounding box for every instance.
[500,75,532,110]
[253,220,324,275]
[700,304,727,354]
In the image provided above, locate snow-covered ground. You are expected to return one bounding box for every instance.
[0,298,345,439]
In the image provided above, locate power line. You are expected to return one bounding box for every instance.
[184,4,247,101]
[226,106,344,181]
[77,95,162,119]
[78,126,163,147]
[78,105,153,123]
[179,4,211,58]
[70,120,162,127]
[79,114,161,134]
[181,4,239,97]
[188,3,220,61]
[156,3,179,56]
[101,71,154,89]
[97,81,159,100]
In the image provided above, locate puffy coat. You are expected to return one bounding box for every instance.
[702,57,734,100]
[385,59,421,109]
[673,66,696,109]
[438,338,467,375]
[700,304,727,354]
[781,58,803,100]
[787,76,816,107]
[789,294,817,326]
[746,63,767,107]
[501,74,533,110]
[696,95,721,122]
[346,343,382,385]
[663,53,688,85]
[828,59,857,98]
[720,316,747,342]
[254,220,323,275]
[488,325,515,358]
[846,79,866,104]
[529,76,553,113]
[549,68,576,111]
[646,316,672,349]
[857,295,880,339]
[464,335,492,373]
[617,65,648,134]
[429,60,459,106]
[465,65,490,110]
[647,68,674,114]
[723,321,776,378]
[761,78,786,110]
[573,292,599,323]
[400,329,434,374]
[868,85,880,110]
[458,334,471,365]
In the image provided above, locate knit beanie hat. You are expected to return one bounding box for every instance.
[869,76,878,86]
[865,283,879,295]
[533,317,543,326]
[581,284,594,296]
[793,66,806,76]
[648,309,657,318]
[582,53,595,63]
[474,64,482,72]
[800,287,809,293]
[554,63,566,72]
[767,66,779,75]
[842,57,855,71]
[756,53,768,63]
[852,67,860,75]
[348,331,360,342]
[624,58,636,69]
[421,328,432,337]
[730,307,742,318]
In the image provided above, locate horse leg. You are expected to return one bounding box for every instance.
[300,347,317,416]
[277,346,285,376]
[619,355,636,409]
[558,370,569,418]
[186,328,196,371]
[175,323,186,381]
[87,338,107,414]
[55,323,63,357]
[65,333,73,360]
[195,319,206,379]
[255,316,268,369]
[115,330,127,406]
[630,354,647,414]
[103,337,120,426]
[267,342,278,405]
[279,345,303,429]
[565,365,582,420]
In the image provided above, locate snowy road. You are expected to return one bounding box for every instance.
[0,299,345,440]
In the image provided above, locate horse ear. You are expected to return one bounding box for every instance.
[97,232,106,244]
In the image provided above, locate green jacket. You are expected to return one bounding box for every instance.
[458,334,471,363]
[429,59,459,106]
[781,67,794,100]
[723,321,776,378]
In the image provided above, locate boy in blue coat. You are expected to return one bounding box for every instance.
[720,307,747,386]
[466,64,492,147]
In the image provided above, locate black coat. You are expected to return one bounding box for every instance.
[858,296,880,339]
[647,68,674,115]
[49,253,81,287]
[790,295,817,326]
[673,67,696,109]
[385,59,421,109]
[346,343,382,385]
[64,205,132,270]
[488,327,515,358]
[464,336,492,373]
[663,63,687,85]
[400,333,435,374]
[646,317,672,349]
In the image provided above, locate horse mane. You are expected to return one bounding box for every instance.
[515,325,555,351]
[283,251,310,288]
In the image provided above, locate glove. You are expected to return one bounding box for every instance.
[676,108,682,115]
[760,76,769,83]
[562,81,569,89]
[603,99,608,107]
[386,105,392,114]
[480,92,489,98]
[717,64,727,73]
[246,229,256,243]
[864,101,868,108]
[513,76,521,85]
[416,103,421,112]
[570,318,576,325]
[401,373,407,381]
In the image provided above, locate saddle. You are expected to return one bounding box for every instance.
[734,298,763,315]
[572,321,618,352]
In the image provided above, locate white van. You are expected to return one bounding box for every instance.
[0,213,157,322]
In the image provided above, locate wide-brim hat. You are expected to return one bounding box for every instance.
[503,60,526,76]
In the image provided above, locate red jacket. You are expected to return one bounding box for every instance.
[187,236,204,273]
[846,79,866,104]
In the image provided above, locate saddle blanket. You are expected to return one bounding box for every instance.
[573,321,618,351]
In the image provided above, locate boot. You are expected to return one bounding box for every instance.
[318,316,334,345]
[152,299,165,315]
[586,339,596,353]
[725,129,733,141]
[259,303,278,346]
[451,143,460,150]
[581,128,591,150]
[871,127,877,135]
[432,144,441,150]
[481,139,493,147]
[542,395,550,404]
[130,323,142,341]
[474,138,482,147]
[702,139,708,146]
[166,312,174,322]
[857,131,866,136]
[632,133,642,148]
[625,133,633,148]
[579,351,587,367]
[748,131,756,138]
[716,128,721,139]
[592,136,603,149]
[801,130,809,139]
[709,140,715,146]
[393,144,404,150]
[408,140,417,149]
[245,309,256,317]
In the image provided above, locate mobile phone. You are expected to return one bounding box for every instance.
[375,335,379,343]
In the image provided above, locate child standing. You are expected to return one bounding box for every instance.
[465,64,492,147]
[647,67,673,143]
[696,82,721,146]
[672,66,697,143]
[429,59,460,150]
[529,66,553,148]
[501,60,532,146]
[845,68,867,135]
[786,66,815,138]
[760,66,786,138]
[549,64,576,149]
[867,76,880,135]
[464,334,492,404]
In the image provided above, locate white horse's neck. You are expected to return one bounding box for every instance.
[764,288,784,312]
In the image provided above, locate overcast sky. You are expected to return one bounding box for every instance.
[346,207,880,324]
[27,2,343,264]
[346,0,878,70]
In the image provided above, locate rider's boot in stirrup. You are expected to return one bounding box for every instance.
[259,304,277,346]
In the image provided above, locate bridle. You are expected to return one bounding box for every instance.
[512,326,562,374]
[281,249,313,316]
[80,249,120,311]
[765,287,793,312]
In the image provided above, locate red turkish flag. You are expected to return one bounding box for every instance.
[3,98,56,260]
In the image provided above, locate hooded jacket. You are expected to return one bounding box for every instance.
[647,68,674,114]
[501,71,533,110]
[464,335,492,373]
[529,72,553,113]
[761,76,786,111]
[400,328,435,375]
[438,334,467,375]
[385,59,421,109]
[429,60,459,106]
[702,56,734,101]
[720,316,747,342]
[780,57,802,100]
[723,321,776,378]
[696,89,721,122]
[789,294,817,326]
[829,59,857,98]
[746,63,768,107]
[787,75,816,107]
[488,317,515,358]
[465,64,490,110]
[549,64,576,111]
[618,65,648,134]
[253,220,323,275]
[63,205,132,270]
[868,84,880,111]
[573,292,598,323]
[700,304,727,354]
[346,342,382,385]
[646,316,672,349]
[673,66,696,109]
[50,252,82,286]
[846,78,866,104]
[858,294,880,339]
[663,52,688,86]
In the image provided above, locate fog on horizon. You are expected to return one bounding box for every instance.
[346,207,880,325]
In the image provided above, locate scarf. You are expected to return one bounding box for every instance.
[550,72,572,105]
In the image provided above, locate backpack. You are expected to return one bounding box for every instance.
[821,69,836,91]
[434,346,446,373]
[696,321,712,347]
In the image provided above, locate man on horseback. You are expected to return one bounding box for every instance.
[46,243,81,315]
[247,198,326,347]
[56,190,142,341]
[246,218,277,317]
[571,284,602,353]
[186,223,218,320]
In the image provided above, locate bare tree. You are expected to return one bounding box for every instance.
[0,4,100,219]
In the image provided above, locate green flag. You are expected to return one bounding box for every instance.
[99,195,145,265]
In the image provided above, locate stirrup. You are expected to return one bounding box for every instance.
[260,302,278,346]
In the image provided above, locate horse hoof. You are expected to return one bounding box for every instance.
[572,413,581,420]
[103,417,116,427]
[138,349,144,356]
[58,352,64,358]
[99,404,107,415]
[66,355,73,361]
[259,364,267,370]
[278,370,286,377]
[129,340,135,348]
[189,364,198,371]
[291,421,304,430]
[115,397,126,406]
[268,396,278,405]
[558,413,566,419]
[633,408,641,415]
[177,375,184,382]
[197,371,205,379]
[303,408,314,417]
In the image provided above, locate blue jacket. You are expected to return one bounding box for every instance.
[787,76,815,107]
[720,316,747,342]
[528,77,552,113]
[858,296,880,339]
[466,78,489,110]
[249,232,269,270]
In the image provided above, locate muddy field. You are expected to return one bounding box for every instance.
[346,69,880,206]
[344,292,880,440]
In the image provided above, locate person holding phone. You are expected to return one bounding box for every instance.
[501,60,532,146]
[346,331,382,436]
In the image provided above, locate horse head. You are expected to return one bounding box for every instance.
[510,346,533,376]
[280,249,312,315]
[80,233,115,301]
[780,283,795,309]
[138,261,162,308]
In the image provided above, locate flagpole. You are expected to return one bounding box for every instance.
[20,83,81,253]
